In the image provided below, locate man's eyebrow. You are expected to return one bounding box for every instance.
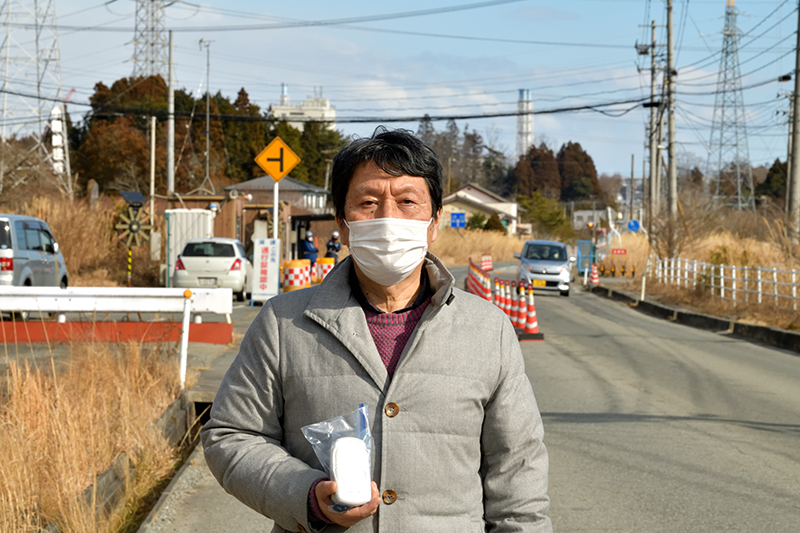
[351,183,425,196]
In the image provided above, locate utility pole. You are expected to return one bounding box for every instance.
[649,19,658,234]
[667,0,678,219]
[786,95,793,217]
[630,154,635,221]
[199,39,215,194]
[790,3,800,244]
[150,115,156,233]
[167,30,174,195]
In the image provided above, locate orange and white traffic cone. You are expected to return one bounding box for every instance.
[510,281,518,324]
[590,263,600,286]
[481,253,493,272]
[503,281,511,316]
[518,283,544,341]
[493,278,501,308]
[516,283,526,330]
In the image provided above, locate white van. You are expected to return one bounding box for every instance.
[0,214,69,288]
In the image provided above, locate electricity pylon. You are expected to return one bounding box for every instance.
[706,0,755,210]
[0,0,71,197]
[132,0,168,79]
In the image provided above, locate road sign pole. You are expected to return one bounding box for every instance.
[127,247,132,287]
[273,180,279,240]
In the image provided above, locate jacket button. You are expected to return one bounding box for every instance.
[384,402,399,417]
[382,489,397,505]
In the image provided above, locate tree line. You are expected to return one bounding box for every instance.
[2,73,615,244]
[64,79,608,208]
[68,75,345,196]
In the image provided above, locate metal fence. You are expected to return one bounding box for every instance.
[0,287,233,388]
[656,258,799,311]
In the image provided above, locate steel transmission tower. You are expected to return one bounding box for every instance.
[132,0,168,79]
[706,0,754,209]
[0,0,72,197]
[0,0,63,138]
[515,89,533,160]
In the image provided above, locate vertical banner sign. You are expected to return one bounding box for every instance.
[252,238,281,303]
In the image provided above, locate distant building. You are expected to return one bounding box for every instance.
[442,183,519,234]
[269,83,336,132]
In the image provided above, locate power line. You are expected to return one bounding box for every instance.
[9,0,529,32]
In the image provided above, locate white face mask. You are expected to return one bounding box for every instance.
[344,217,432,286]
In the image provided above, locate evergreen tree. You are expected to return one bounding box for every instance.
[557,141,600,201]
[518,191,574,242]
[416,115,435,148]
[523,142,561,199]
[460,126,484,185]
[466,212,487,230]
[483,147,511,196]
[300,122,346,188]
[219,88,267,183]
[484,212,507,234]
[755,158,787,199]
[514,156,535,198]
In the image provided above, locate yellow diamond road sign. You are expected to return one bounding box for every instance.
[254,137,301,182]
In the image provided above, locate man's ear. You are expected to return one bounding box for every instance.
[336,217,349,247]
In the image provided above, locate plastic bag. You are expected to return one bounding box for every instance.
[301,404,373,511]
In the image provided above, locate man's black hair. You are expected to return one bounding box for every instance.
[331,127,443,220]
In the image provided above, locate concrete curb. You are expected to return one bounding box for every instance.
[587,284,800,355]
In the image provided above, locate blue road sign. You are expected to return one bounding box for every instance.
[628,220,640,232]
[450,212,466,228]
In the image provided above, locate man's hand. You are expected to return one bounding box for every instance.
[315,480,380,527]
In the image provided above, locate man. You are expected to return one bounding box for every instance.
[325,231,342,264]
[202,128,551,532]
[301,230,318,265]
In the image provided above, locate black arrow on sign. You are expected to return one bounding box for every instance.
[267,148,284,173]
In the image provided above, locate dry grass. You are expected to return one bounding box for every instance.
[597,223,800,331]
[0,342,181,532]
[12,194,163,287]
[430,227,527,267]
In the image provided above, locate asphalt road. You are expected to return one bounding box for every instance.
[525,286,800,532]
[143,267,800,531]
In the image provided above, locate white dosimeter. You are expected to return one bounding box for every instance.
[330,437,372,508]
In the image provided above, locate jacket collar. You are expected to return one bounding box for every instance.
[303,253,455,390]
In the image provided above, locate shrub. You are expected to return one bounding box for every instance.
[484,213,507,234]
[466,212,487,230]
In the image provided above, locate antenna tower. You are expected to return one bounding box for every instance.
[706,0,754,209]
[132,0,168,79]
[0,0,71,197]
[516,89,533,160]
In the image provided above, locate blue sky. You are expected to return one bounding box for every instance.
[50,0,796,176]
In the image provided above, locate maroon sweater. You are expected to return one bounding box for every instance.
[363,296,432,378]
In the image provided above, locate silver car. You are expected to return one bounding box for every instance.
[173,238,252,301]
[514,239,573,297]
[0,214,69,289]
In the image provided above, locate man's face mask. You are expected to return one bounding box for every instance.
[344,217,432,286]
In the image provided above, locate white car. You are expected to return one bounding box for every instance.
[1,214,69,289]
[173,238,252,301]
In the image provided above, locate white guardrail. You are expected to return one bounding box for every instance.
[656,258,799,311]
[0,287,233,388]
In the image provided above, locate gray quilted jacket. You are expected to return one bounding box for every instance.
[201,253,551,532]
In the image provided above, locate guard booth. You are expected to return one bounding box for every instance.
[576,240,595,276]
